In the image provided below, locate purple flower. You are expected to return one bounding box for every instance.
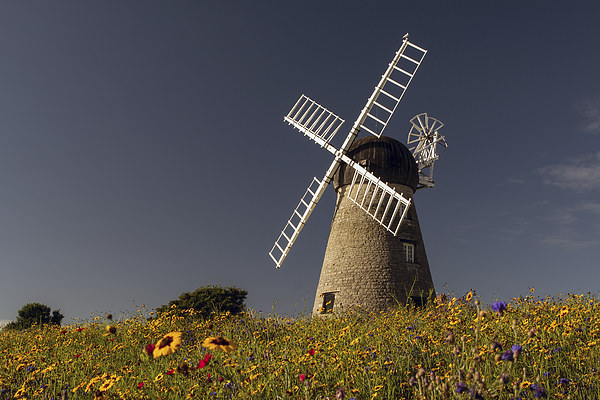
[491,301,507,314]
[559,378,571,385]
[456,382,468,394]
[501,350,514,361]
[512,344,523,356]
[531,384,547,398]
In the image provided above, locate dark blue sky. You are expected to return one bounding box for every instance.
[1,2,599,323]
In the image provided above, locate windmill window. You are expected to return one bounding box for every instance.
[403,242,415,263]
[321,292,335,314]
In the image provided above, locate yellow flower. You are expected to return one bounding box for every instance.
[202,336,236,352]
[465,291,473,301]
[558,307,569,317]
[106,325,117,335]
[521,380,532,388]
[98,379,115,392]
[72,382,85,393]
[105,375,120,389]
[153,332,182,358]
[85,375,104,392]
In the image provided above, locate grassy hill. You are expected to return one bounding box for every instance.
[1,292,598,399]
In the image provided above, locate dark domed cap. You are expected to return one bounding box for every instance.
[334,135,418,191]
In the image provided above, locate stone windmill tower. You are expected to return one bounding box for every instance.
[312,135,436,315]
[268,35,447,315]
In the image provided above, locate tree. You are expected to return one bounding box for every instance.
[156,285,247,319]
[4,302,64,330]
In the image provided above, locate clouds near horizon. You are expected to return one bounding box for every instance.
[577,97,600,134]
[537,200,600,249]
[538,152,600,191]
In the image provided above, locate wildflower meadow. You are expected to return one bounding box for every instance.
[1,290,599,399]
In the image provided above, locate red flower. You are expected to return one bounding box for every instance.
[207,373,212,383]
[145,343,155,356]
[300,374,306,382]
[60,330,67,335]
[218,377,223,383]
[76,328,84,332]
[137,382,144,389]
[196,353,213,369]
[308,348,315,356]
[196,360,207,369]
[74,354,81,358]
[166,368,175,375]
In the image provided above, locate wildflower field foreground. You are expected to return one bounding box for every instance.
[1,292,599,400]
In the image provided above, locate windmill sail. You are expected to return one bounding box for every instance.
[270,35,427,268]
[269,177,328,268]
[284,95,345,148]
[356,38,427,139]
[344,162,412,235]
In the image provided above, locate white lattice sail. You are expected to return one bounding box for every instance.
[345,164,411,236]
[270,34,428,268]
[284,95,345,147]
[269,177,327,268]
[358,39,427,138]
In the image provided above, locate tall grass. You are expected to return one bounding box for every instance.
[1,291,598,399]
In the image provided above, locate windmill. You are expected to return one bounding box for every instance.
[269,34,447,314]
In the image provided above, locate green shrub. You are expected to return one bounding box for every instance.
[155,285,247,319]
[4,302,63,330]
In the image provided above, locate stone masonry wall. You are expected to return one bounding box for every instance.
[312,183,435,315]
